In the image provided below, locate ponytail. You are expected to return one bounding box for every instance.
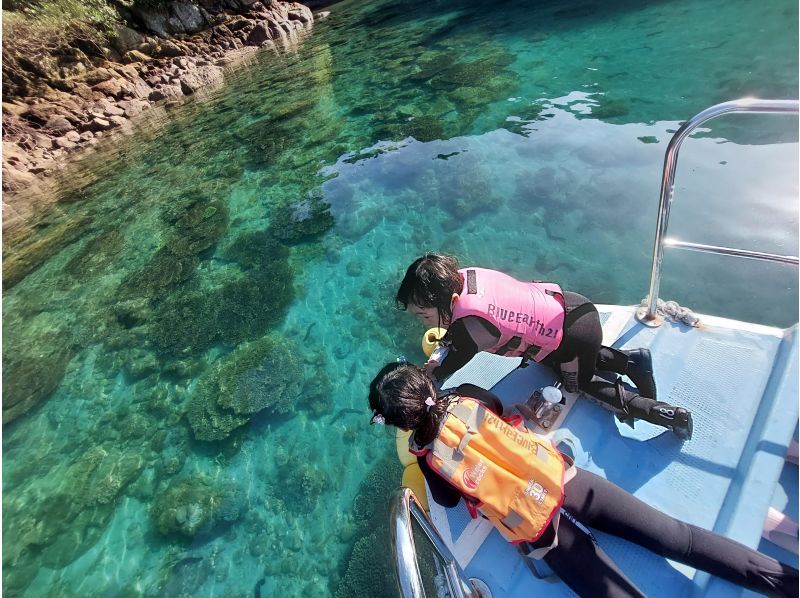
[367,362,456,445]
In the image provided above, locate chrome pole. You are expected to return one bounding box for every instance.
[641,99,799,324]
[664,239,799,265]
[390,487,478,598]
[390,488,426,598]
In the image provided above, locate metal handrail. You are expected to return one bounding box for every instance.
[390,487,478,598]
[640,98,800,324]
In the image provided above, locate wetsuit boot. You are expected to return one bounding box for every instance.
[596,346,658,400]
[559,357,580,393]
[612,378,692,440]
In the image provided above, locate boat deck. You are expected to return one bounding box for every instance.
[426,305,799,597]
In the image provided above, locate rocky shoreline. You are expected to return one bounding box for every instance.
[2,0,321,234]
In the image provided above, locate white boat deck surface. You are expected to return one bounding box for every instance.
[427,305,799,597]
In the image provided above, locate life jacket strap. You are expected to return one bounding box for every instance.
[435,401,485,475]
[497,335,523,356]
[501,510,525,530]
[518,344,542,369]
[466,269,478,294]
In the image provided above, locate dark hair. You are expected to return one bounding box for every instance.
[368,362,453,446]
[395,253,462,325]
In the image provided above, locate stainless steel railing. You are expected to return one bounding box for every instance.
[639,98,800,325]
[390,487,480,598]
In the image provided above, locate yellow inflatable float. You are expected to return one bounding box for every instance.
[396,428,429,512]
[392,328,449,513]
[421,327,447,358]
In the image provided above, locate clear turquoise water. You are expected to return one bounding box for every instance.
[3,0,798,595]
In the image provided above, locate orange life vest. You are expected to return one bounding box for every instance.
[414,397,566,543]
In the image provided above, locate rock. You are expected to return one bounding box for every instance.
[170,1,207,33]
[28,159,56,174]
[9,159,31,172]
[72,83,94,101]
[227,17,252,31]
[154,39,184,58]
[127,76,153,100]
[22,103,62,126]
[103,104,125,117]
[114,64,139,80]
[178,65,223,95]
[112,25,146,55]
[2,102,28,117]
[136,5,172,37]
[92,78,131,100]
[314,11,331,19]
[31,133,55,150]
[53,136,77,150]
[83,67,116,85]
[44,116,74,135]
[107,115,128,128]
[137,41,157,55]
[79,131,94,142]
[288,6,313,25]
[2,165,35,193]
[123,50,151,64]
[64,130,81,142]
[246,23,272,46]
[51,78,76,92]
[212,23,233,39]
[118,99,148,118]
[84,117,112,132]
[149,84,183,102]
[3,141,31,165]
[59,61,86,79]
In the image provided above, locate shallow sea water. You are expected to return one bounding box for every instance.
[2,0,798,595]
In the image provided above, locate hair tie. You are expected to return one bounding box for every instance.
[370,411,385,426]
[424,396,436,412]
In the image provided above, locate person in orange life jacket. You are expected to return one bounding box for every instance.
[368,362,798,598]
[396,253,692,439]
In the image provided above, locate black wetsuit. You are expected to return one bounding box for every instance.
[416,388,798,598]
[432,292,676,427]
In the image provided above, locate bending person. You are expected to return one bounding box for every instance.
[396,252,691,439]
[368,362,797,598]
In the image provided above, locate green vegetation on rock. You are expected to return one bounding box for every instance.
[186,334,303,441]
[150,475,225,538]
[333,454,402,597]
[268,194,335,245]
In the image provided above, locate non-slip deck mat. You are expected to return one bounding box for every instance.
[435,307,798,597]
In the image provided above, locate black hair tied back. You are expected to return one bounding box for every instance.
[367,362,452,446]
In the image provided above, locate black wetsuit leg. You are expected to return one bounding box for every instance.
[548,468,799,598]
[543,512,647,597]
[546,293,689,433]
[543,292,602,387]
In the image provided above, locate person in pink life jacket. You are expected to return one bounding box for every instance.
[395,253,693,439]
[367,362,797,598]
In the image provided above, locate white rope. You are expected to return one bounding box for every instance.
[640,298,701,327]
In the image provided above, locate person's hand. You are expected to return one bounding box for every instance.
[423,360,439,376]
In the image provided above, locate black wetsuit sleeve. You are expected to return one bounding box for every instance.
[433,316,499,381]
[417,456,462,507]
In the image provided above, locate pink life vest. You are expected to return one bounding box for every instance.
[450,268,565,362]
